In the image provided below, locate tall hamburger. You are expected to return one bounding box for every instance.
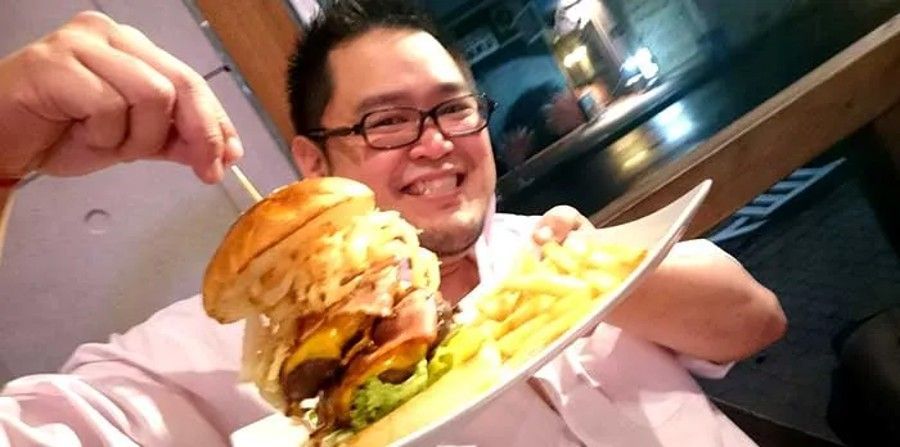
[202,178,489,444]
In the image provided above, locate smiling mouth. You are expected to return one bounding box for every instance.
[402,174,465,197]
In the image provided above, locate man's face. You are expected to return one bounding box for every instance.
[298,29,496,257]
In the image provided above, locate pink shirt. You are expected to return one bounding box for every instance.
[0,213,757,446]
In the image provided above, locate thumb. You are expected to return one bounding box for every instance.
[219,116,244,167]
[533,225,555,245]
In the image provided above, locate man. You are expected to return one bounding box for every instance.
[0,2,786,446]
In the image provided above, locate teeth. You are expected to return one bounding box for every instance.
[408,176,457,196]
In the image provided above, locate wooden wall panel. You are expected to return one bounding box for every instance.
[194,0,300,144]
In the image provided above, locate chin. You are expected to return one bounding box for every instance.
[417,212,486,257]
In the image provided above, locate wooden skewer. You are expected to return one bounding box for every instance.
[230,165,263,203]
[0,188,16,267]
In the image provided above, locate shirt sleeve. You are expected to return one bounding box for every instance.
[0,295,269,447]
[0,366,225,446]
[675,354,734,379]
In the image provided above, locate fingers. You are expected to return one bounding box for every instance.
[44,52,129,152]
[219,111,244,166]
[3,11,242,182]
[19,44,130,174]
[110,25,242,183]
[0,15,140,177]
[69,31,176,162]
[67,12,242,182]
[533,205,592,245]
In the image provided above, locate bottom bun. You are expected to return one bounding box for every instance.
[343,345,504,447]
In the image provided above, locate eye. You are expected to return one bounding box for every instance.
[366,112,414,129]
[439,101,475,115]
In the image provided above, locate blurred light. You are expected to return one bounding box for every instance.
[625,73,643,87]
[555,0,593,35]
[621,148,651,170]
[563,45,588,68]
[611,129,659,173]
[622,47,659,80]
[652,102,693,143]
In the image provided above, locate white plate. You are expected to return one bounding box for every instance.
[231,179,712,447]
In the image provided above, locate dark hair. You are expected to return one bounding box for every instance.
[286,0,440,136]
[502,82,563,150]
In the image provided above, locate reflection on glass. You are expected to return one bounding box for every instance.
[650,102,693,144]
[607,127,659,174]
[621,147,650,171]
[621,47,659,88]
[562,45,588,69]
[418,0,807,175]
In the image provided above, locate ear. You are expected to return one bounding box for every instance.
[291,136,330,178]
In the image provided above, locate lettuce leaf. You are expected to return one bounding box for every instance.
[350,359,430,431]
[348,325,486,432]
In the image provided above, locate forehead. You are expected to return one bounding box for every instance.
[325,28,467,113]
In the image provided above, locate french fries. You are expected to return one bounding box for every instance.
[476,290,519,322]
[470,233,646,364]
[503,273,591,299]
[493,294,556,339]
[498,313,552,358]
[507,296,594,366]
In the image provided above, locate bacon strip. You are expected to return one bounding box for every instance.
[321,291,442,424]
[371,290,439,346]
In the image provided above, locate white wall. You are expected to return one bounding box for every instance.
[0,0,298,384]
[0,0,95,56]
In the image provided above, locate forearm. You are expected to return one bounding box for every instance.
[605,240,787,364]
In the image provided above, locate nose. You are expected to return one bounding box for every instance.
[408,119,454,160]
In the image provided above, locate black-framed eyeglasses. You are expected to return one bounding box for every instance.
[304,93,496,150]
